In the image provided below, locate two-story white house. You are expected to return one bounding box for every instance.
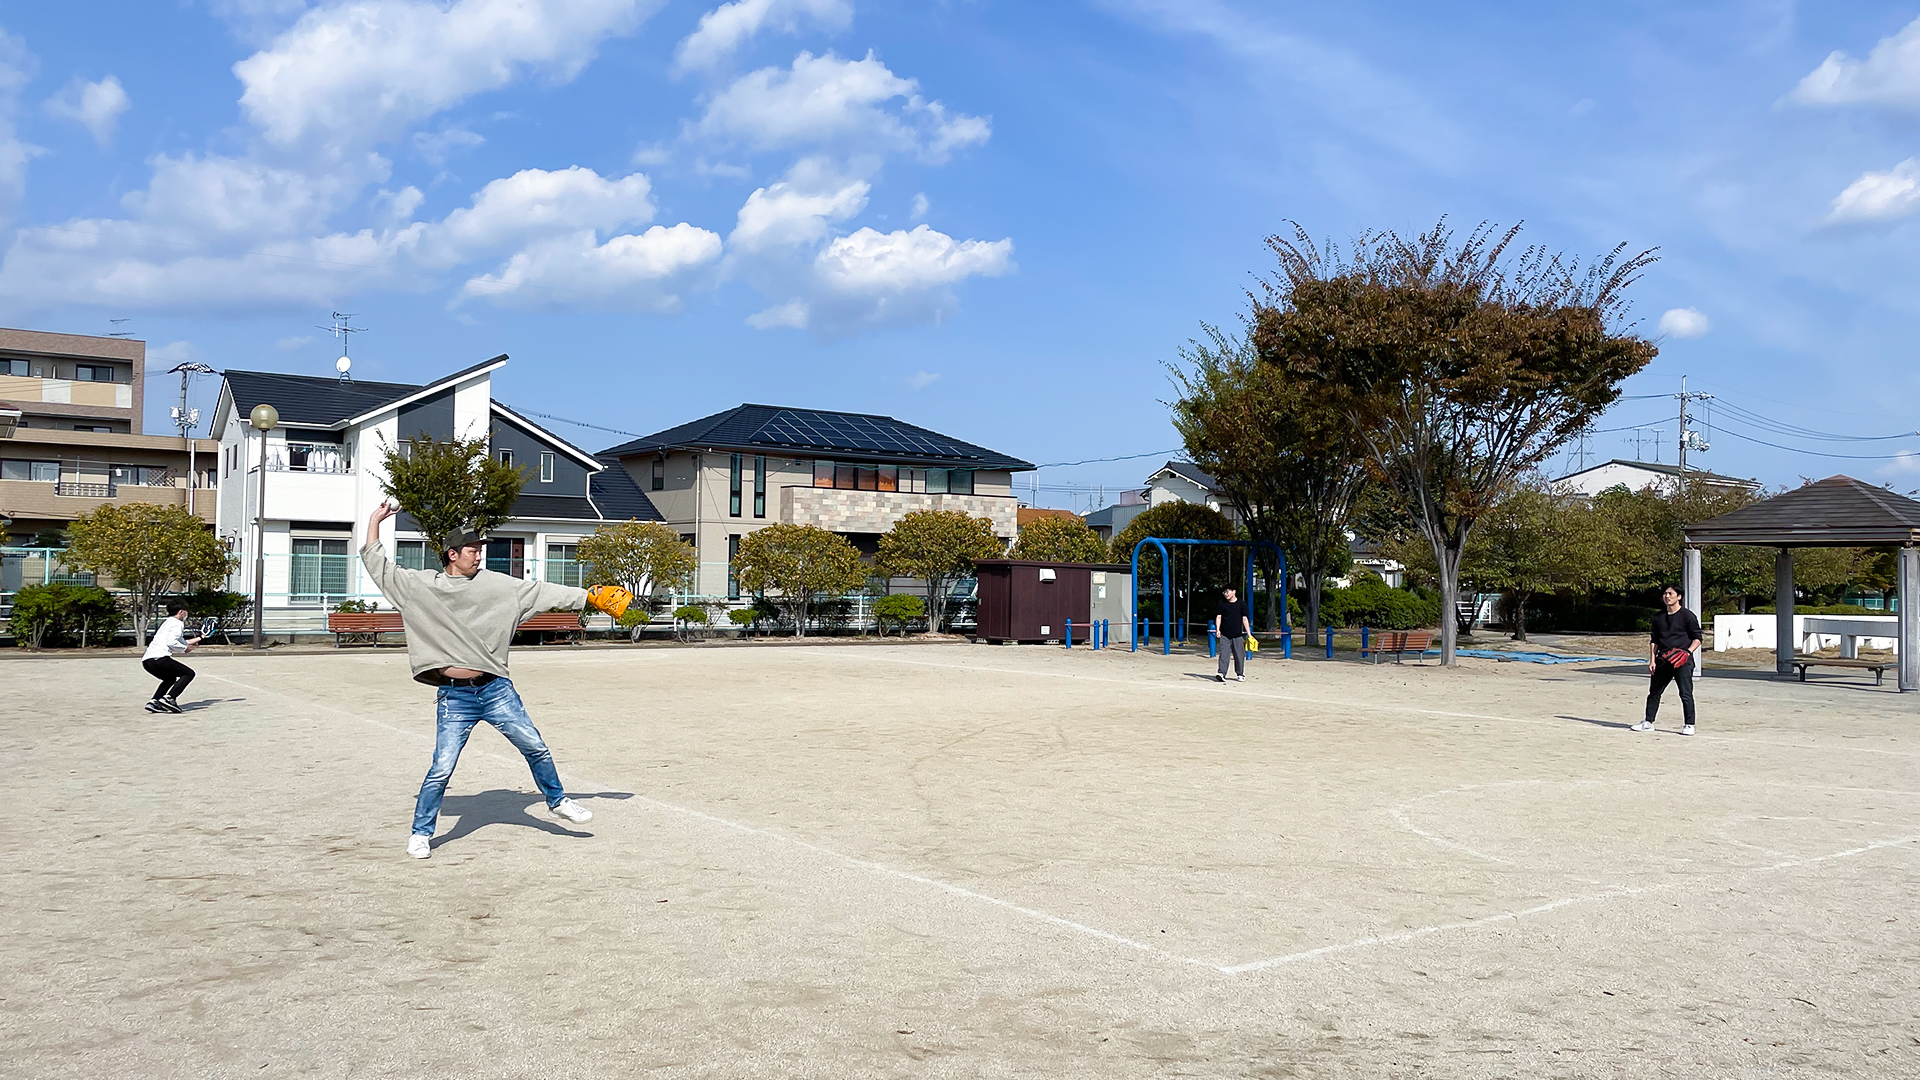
[599,404,1034,598]
[211,356,658,625]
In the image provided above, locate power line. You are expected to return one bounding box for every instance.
[1703,425,1920,461]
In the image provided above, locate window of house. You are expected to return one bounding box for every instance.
[903,469,924,493]
[834,463,857,490]
[497,448,514,469]
[876,466,897,492]
[949,469,974,496]
[924,468,948,494]
[545,542,583,587]
[0,358,28,376]
[753,455,766,517]
[396,540,432,571]
[651,457,666,491]
[729,453,743,517]
[290,537,351,604]
[727,534,740,599]
[74,424,113,433]
[540,452,555,483]
[1,460,60,482]
[814,460,834,487]
[74,365,118,382]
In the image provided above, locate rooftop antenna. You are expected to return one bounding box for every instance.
[317,311,366,385]
[107,318,134,339]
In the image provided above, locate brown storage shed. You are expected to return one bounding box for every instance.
[973,559,1126,644]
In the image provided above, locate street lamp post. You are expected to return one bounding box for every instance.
[249,404,278,649]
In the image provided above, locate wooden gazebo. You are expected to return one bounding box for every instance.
[1683,475,1920,691]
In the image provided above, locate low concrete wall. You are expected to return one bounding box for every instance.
[1713,614,1899,654]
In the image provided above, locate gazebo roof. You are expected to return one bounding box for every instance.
[1684,475,1920,547]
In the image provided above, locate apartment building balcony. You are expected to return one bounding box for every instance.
[0,478,215,522]
[0,372,134,410]
[780,485,1018,538]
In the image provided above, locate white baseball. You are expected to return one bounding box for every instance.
[385,496,401,511]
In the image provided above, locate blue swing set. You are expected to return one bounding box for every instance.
[1127,537,1290,656]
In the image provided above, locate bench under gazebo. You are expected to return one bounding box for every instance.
[1682,475,1920,691]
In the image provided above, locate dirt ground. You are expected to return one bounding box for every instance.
[4,640,1918,1078]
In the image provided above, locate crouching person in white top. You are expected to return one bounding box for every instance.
[142,605,203,713]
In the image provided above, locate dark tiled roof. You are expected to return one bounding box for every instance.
[510,494,602,522]
[589,456,663,522]
[599,403,1033,471]
[224,370,420,426]
[1154,460,1219,490]
[1685,475,1920,546]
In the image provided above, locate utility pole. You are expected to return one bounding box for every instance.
[1674,375,1713,473]
[168,362,216,510]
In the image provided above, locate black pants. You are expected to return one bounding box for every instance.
[1646,660,1695,726]
[143,656,195,701]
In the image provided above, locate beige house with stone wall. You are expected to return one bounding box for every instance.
[601,404,1031,599]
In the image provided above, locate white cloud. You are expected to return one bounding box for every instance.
[275,334,314,351]
[909,191,927,221]
[1657,307,1712,338]
[0,29,43,223]
[44,76,130,148]
[801,224,1013,336]
[746,299,808,328]
[907,370,939,390]
[673,0,851,73]
[424,166,655,265]
[148,340,197,369]
[1827,159,1920,223]
[234,0,655,152]
[461,222,722,310]
[412,125,484,166]
[695,50,989,162]
[121,153,353,238]
[729,172,868,250]
[207,0,313,45]
[1791,16,1920,109]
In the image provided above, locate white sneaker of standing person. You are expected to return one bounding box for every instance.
[1631,720,1654,732]
[1682,724,1695,736]
[550,798,593,824]
[407,834,431,859]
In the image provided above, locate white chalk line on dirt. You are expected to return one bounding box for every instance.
[199,666,1920,978]
[813,652,1920,759]
[199,670,1215,973]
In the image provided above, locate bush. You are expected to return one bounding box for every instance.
[873,593,925,636]
[1318,578,1440,630]
[1750,603,1884,616]
[332,599,376,614]
[816,597,855,633]
[672,605,709,624]
[8,583,122,647]
[727,607,759,631]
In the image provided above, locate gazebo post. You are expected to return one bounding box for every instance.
[1774,548,1794,676]
[1682,547,1703,674]
[1900,546,1918,693]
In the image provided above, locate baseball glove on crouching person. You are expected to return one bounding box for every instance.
[586,585,635,619]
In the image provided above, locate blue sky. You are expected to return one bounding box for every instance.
[4,1,1920,507]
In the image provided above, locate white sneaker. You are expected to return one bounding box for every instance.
[407,834,431,859]
[1631,720,1655,732]
[1681,724,1695,736]
[1234,674,1245,682]
[550,797,592,824]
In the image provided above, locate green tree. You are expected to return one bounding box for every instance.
[1010,514,1109,563]
[65,503,236,646]
[7,583,122,648]
[1169,324,1369,642]
[1111,501,1237,630]
[377,432,526,553]
[1456,481,1614,641]
[872,593,926,636]
[877,510,1005,632]
[735,524,867,637]
[576,520,698,598]
[1257,219,1658,664]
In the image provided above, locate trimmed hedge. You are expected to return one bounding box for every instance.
[1318,579,1441,630]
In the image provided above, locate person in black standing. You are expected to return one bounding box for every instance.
[1636,584,1702,735]
[1213,586,1252,682]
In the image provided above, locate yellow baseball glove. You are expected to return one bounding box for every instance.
[586,585,635,619]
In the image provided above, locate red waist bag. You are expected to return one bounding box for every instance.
[1661,647,1693,668]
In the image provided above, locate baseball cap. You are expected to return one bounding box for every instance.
[443,526,488,552]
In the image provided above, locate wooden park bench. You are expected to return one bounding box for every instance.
[1367,630,1435,665]
[328,610,404,646]
[1791,656,1894,686]
[517,611,584,645]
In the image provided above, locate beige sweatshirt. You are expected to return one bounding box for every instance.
[361,540,588,685]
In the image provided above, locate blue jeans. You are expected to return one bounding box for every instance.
[412,677,567,837]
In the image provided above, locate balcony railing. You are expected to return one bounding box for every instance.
[54,481,114,497]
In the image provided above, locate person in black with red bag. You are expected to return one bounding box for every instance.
[1635,584,1702,735]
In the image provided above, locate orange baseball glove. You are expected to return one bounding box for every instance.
[586,585,635,619]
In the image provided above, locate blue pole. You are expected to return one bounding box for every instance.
[1160,539,1172,655]
[1282,629,1292,659]
[1208,626,1216,657]
[1361,626,1370,657]
[1326,629,1334,659]
[1065,618,1073,649]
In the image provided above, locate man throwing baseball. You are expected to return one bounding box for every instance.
[1635,584,1702,735]
[363,499,633,859]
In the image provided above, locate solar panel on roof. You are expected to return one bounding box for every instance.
[752,409,975,460]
